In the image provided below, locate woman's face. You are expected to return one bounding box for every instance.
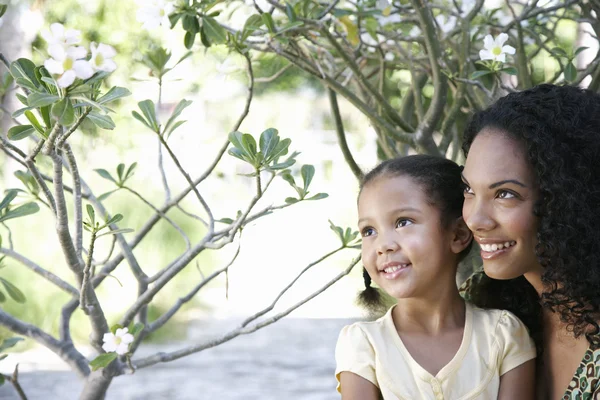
[462,129,542,279]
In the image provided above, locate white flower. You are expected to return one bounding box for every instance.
[136,0,175,30]
[102,328,134,355]
[384,52,394,62]
[409,26,421,37]
[479,33,516,63]
[89,43,117,72]
[375,0,392,16]
[436,14,457,34]
[42,23,81,48]
[44,45,94,88]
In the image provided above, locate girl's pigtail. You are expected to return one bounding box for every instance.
[357,267,384,311]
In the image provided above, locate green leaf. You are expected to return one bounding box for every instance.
[564,62,577,82]
[51,98,76,125]
[182,15,200,34]
[0,371,4,386]
[0,290,5,303]
[574,46,589,57]
[128,322,145,336]
[285,2,297,22]
[132,111,153,130]
[216,217,234,224]
[97,189,118,201]
[0,337,24,352]
[10,59,38,87]
[97,228,134,238]
[138,100,158,131]
[285,197,298,204]
[164,120,187,138]
[97,87,131,105]
[184,31,196,49]
[551,47,568,58]
[71,96,112,114]
[470,70,494,79]
[164,99,193,135]
[0,203,39,223]
[27,92,60,108]
[15,78,37,92]
[86,204,95,225]
[24,110,45,133]
[116,164,125,181]
[281,172,296,187]
[261,13,276,34]
[202,16,227,45]
[259,128,279,161]
[301,165,315,193]
[0,278,25,303]
[500,67,517,76]
[241,134,257,157]
[306,193,328,200]
[15,93,28,106]
[0,191,17,211]
[0,5,7,19]
[105,213,123,226]
[88,112,115,130]
[269,138,291,162]
[7,125,35,141]
[242,14,264,41]
[95,169,117,183]
[228,148,249,163]
[89,352,118,371]
[67,83,92,95]
[40,105,51,128]
[125,162,137,180]
[365,18,378,41]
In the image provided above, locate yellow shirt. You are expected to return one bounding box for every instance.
[335,303,536,400]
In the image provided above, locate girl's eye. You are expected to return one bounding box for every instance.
[361,227,375,237]
[396,218,412,228]
[497,190,516,199]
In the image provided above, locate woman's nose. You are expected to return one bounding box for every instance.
[464,199,497,233]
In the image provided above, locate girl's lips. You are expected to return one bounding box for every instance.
[380,264,411,280]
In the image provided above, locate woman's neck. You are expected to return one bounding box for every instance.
[392,288,466,334]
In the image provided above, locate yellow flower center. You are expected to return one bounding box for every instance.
[95,53,104,66]
[114,336,122,345]
[63,57,74,71]
[492,46,502,56]
[382,6,391,16]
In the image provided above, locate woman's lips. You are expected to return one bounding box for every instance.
[479,241,516,260]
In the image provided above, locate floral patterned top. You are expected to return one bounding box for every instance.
[459,270,600,399]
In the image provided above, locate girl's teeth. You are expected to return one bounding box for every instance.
[383,265,408,273]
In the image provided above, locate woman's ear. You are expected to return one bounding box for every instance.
[451,217,473,254]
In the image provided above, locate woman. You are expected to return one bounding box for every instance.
[460,84,600,399]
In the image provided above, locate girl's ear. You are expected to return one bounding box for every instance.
[451,217,473,254]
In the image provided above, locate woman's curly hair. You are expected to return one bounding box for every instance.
[463,84,600,347]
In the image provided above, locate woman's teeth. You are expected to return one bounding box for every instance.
[383,264,409,273]
[480,241,516,252]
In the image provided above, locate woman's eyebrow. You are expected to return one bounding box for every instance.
[489,179,527,189]
[461,173,526,189]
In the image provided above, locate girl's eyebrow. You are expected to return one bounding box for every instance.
[358,207,421,225]
[461,173,527,189]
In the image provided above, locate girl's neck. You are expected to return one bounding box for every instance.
[392,288,466,335]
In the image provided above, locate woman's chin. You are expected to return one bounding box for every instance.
[482,262,524,280]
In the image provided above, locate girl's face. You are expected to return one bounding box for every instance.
[358,174,469,300]
[462,129,541,279]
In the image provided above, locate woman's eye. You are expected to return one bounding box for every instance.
[463,185,473,195]
[361,227,375,237]
[396,219,412,228]
[497,190,516,199]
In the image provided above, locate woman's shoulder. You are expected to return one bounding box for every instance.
[564,340,600,397]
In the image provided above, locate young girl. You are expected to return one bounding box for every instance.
[335,155,536,400]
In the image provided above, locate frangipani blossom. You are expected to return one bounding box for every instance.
[376,0,392,17]
[42,22,81,48]
[89,43,117,72]
[136,0,175,30]
[479,33,516,63]
[44,45,94,88]
[102,328,134,355]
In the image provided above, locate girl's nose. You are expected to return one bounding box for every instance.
[376,232,400,255]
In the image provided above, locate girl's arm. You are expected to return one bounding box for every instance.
[339,371,381,400]
[497,359,536,400]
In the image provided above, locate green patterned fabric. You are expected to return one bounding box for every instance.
[563,341,600,399]
[460,271,600,398]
